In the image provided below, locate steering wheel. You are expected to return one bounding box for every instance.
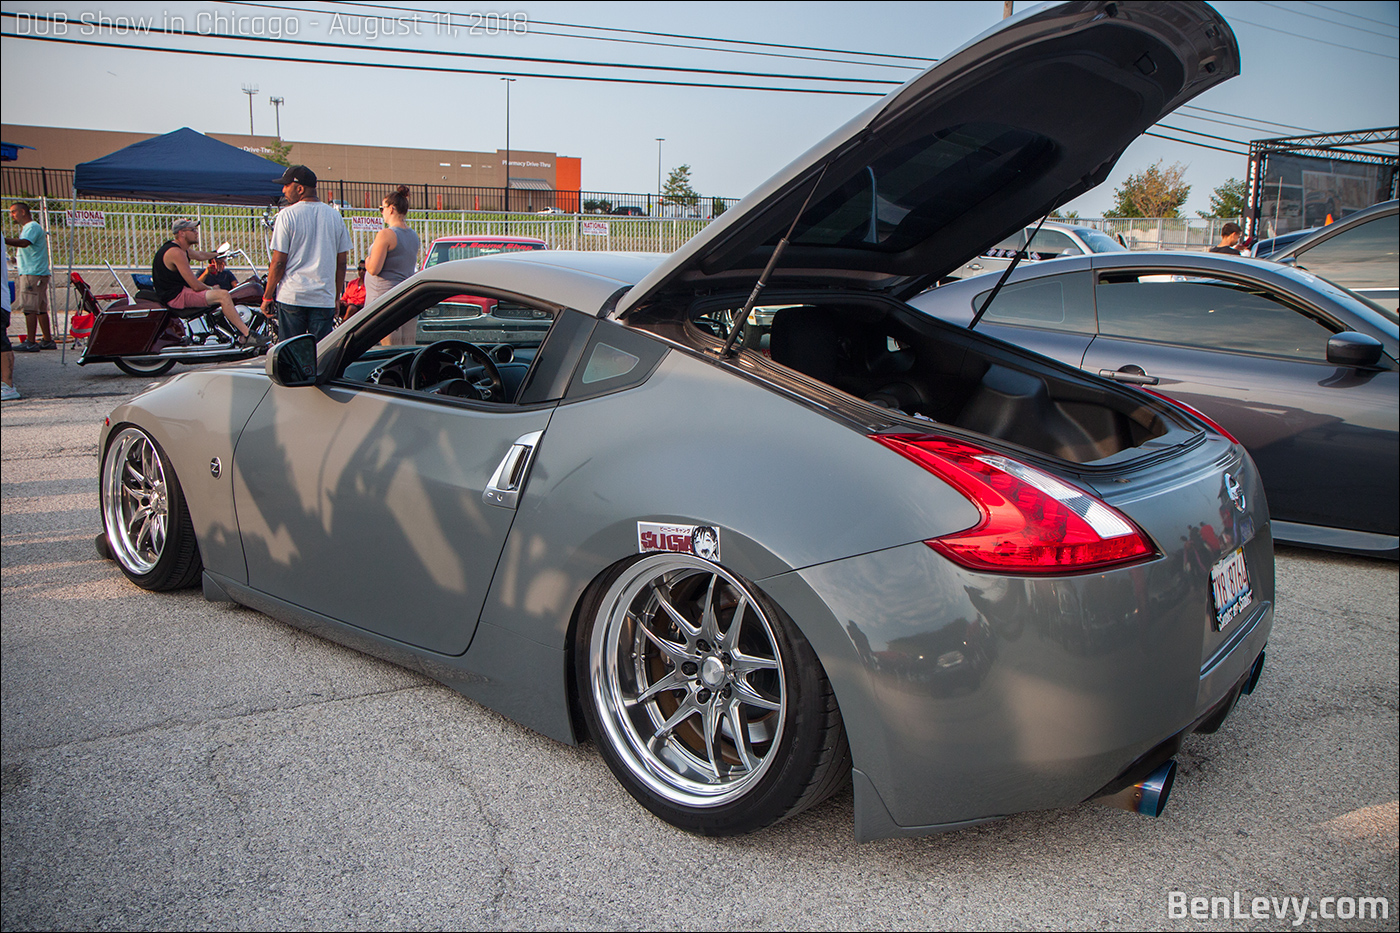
[408,340,505,401]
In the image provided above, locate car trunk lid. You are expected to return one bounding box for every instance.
[614,0,1238,319]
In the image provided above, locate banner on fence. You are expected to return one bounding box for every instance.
[350,216,384,232]
[64,209,106,227]
[581,220,610,237]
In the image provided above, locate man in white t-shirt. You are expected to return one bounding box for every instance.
[261,165,351,341]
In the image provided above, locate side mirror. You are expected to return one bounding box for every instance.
[216,241,232,256]
[1326,331,1384,368]
[266,334,319,386]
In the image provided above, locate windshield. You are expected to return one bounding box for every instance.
[1277,265,1399,329]
[425,240,546,267]
[1079,230,1128,253]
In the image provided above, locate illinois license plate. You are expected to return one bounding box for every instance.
[1210,547,1253,631]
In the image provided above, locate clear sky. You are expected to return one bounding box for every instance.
[2,0,1397,217]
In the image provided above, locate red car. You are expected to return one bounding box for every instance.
[417,235,552,343]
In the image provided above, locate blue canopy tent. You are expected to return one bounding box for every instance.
[73,127,283,204]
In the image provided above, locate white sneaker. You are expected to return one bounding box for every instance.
[0,382,20,401]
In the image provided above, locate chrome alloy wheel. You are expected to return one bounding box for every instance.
[589,554,788,808]
[102,427,170,575]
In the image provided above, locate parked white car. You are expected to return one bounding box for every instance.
[950,221,1127,280]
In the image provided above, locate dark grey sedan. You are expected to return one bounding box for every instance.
[911,253,1399,558]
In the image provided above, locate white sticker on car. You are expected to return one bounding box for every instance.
[638,522,721,561]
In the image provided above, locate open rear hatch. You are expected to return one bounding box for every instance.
[614,0,1238,316]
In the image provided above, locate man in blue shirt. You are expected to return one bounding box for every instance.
[5,202,55,351]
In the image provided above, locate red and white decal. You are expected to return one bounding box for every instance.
[638,522,721,561]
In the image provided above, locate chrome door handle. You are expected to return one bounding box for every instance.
[1098,368,1160,386]
[483,431,543,510]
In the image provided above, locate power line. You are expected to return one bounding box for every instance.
[1179,105,1319,135]
[222,0,928,71]
[0,30,890,96]
[0,12,901,89]
[323,0,935,64]
[1156,122,1248,147]
[1301,0,1400,30]
[1142,131,1249,156]
[1230,15,1399,59]
[1257,1,1400,37]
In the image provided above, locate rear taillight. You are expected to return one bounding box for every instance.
[1139,388,1239,444]
[873,434,1157,574]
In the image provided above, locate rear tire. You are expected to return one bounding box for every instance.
[100,426,203,590]
[114,357,177,377]
[576,553,850,835]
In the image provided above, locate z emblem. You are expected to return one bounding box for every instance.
[1224,472,1245,512]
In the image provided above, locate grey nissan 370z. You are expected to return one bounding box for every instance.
[98,1,1272,841]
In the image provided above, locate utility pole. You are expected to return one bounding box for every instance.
[501,77,515,215]
[242,84,259,135]
[269,96,284,139]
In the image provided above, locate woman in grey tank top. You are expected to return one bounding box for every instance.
[365,185,421,306]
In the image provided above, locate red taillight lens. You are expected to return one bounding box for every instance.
[1139,388,1239,444]
[873,434,1156,574]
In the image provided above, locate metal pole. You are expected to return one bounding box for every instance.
[269,96,284,139]
[656,138,665,207]
[501,78,515,218]
[242,84,259,135]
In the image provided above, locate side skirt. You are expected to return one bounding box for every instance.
[202,570,578,745]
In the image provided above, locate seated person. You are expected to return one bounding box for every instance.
[199,256,238,291]
[339,261,368,323]
[152,219,260,346]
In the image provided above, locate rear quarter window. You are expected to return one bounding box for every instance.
[973,272,1095,333]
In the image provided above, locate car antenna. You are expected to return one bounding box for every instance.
[718,163,830,358]
[967,212,1051,330]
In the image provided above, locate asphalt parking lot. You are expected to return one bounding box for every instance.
[2,347,1397,932]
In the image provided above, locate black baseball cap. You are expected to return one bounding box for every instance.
[277,164,317,187]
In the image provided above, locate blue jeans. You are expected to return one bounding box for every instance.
[276,302,335,342]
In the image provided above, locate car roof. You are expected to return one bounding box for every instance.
[915,249,1398,346]
[1270,199,1399,262]
[427,235,548,246]
[415,250,668,316]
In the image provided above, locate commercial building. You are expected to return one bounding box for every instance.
[1,123,582,211]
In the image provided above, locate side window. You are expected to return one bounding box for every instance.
[1294,213,1398,290]
[335,285,560,403]
[1095,275,1339,360]
[973,272,1095,333]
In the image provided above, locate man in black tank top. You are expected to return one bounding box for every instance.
[153,219,259,346]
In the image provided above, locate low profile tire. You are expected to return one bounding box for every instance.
[100,426,203,590]
[576,553,850,835]
[114,357,177,377]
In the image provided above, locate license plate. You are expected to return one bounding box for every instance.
[1210,547,1253,631]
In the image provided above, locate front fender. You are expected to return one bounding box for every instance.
[101,367,272,584]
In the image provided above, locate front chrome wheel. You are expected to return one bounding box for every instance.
[591,554,788,807]
[101,426,202,590]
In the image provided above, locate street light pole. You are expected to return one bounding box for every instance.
[242,84,259,135]
[269,96,284,140]
[656,138,665,215]
[501,77,516,216]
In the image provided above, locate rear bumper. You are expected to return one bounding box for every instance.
[762,527,1274,841]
